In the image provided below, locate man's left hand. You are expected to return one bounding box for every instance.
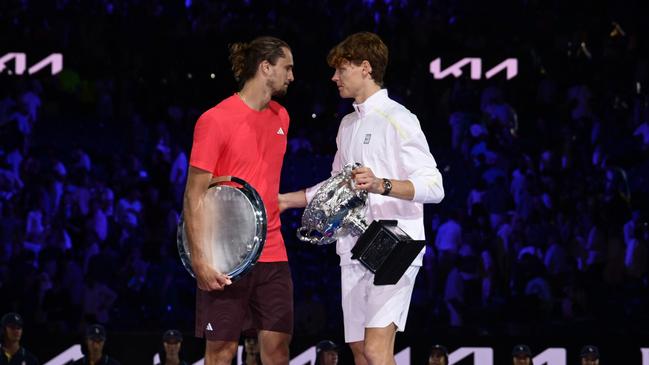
[352,166,383,194]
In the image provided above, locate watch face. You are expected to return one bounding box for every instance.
[382,179,392,195]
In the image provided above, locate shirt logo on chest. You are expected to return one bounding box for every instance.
[363,134,372,144]
[277,127,285,135]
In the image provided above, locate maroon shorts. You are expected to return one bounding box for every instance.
[195,262,293,341]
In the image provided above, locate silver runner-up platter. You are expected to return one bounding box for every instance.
[177,176,266,282]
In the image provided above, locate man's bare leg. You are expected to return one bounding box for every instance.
[205,340,238,365]
[349,341,368,365]
[259,330,291,365]
[363,323,397,365]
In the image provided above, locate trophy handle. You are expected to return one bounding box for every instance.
[296,226,336,245]
[296,226,319,244]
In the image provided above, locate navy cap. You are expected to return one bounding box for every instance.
[430,344,449,356]
[1,312,23,328]
[512,344,532,357]
[316,340,338,353]
[85,324,107,341]
[163,329,183,343]
[580,345,599,358]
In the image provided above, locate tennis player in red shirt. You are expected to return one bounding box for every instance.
[183,36,294,365]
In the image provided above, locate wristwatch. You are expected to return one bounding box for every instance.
[381,178,392,196]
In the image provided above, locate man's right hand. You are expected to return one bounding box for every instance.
[193,260,232,291]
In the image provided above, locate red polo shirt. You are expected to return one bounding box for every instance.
[189,94,289,262]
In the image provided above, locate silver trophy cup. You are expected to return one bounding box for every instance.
[297,163,369,245]
[297,163,425,285]
[177,176,266,282]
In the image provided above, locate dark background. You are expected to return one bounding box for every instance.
[2,0,649,363]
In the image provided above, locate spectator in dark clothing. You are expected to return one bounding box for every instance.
[0,313,39,365]
[70,324,120,365]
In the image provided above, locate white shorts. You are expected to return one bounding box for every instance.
[340,263,420,343]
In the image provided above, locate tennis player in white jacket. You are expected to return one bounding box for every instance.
[280,32,444,365]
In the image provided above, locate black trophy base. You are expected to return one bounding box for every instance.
[351,220,425,285]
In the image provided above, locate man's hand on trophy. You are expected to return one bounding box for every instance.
[352,166,384,194]
[193,260,232,291]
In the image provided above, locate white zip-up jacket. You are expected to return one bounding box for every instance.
[306,89,444,266]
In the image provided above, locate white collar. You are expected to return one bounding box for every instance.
[353,89,388,118]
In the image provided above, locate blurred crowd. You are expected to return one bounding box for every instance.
[1,0,648,345]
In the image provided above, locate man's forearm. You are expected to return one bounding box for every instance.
[183,191,209,265]
[382,179,415,200]
[279,190,308,210]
